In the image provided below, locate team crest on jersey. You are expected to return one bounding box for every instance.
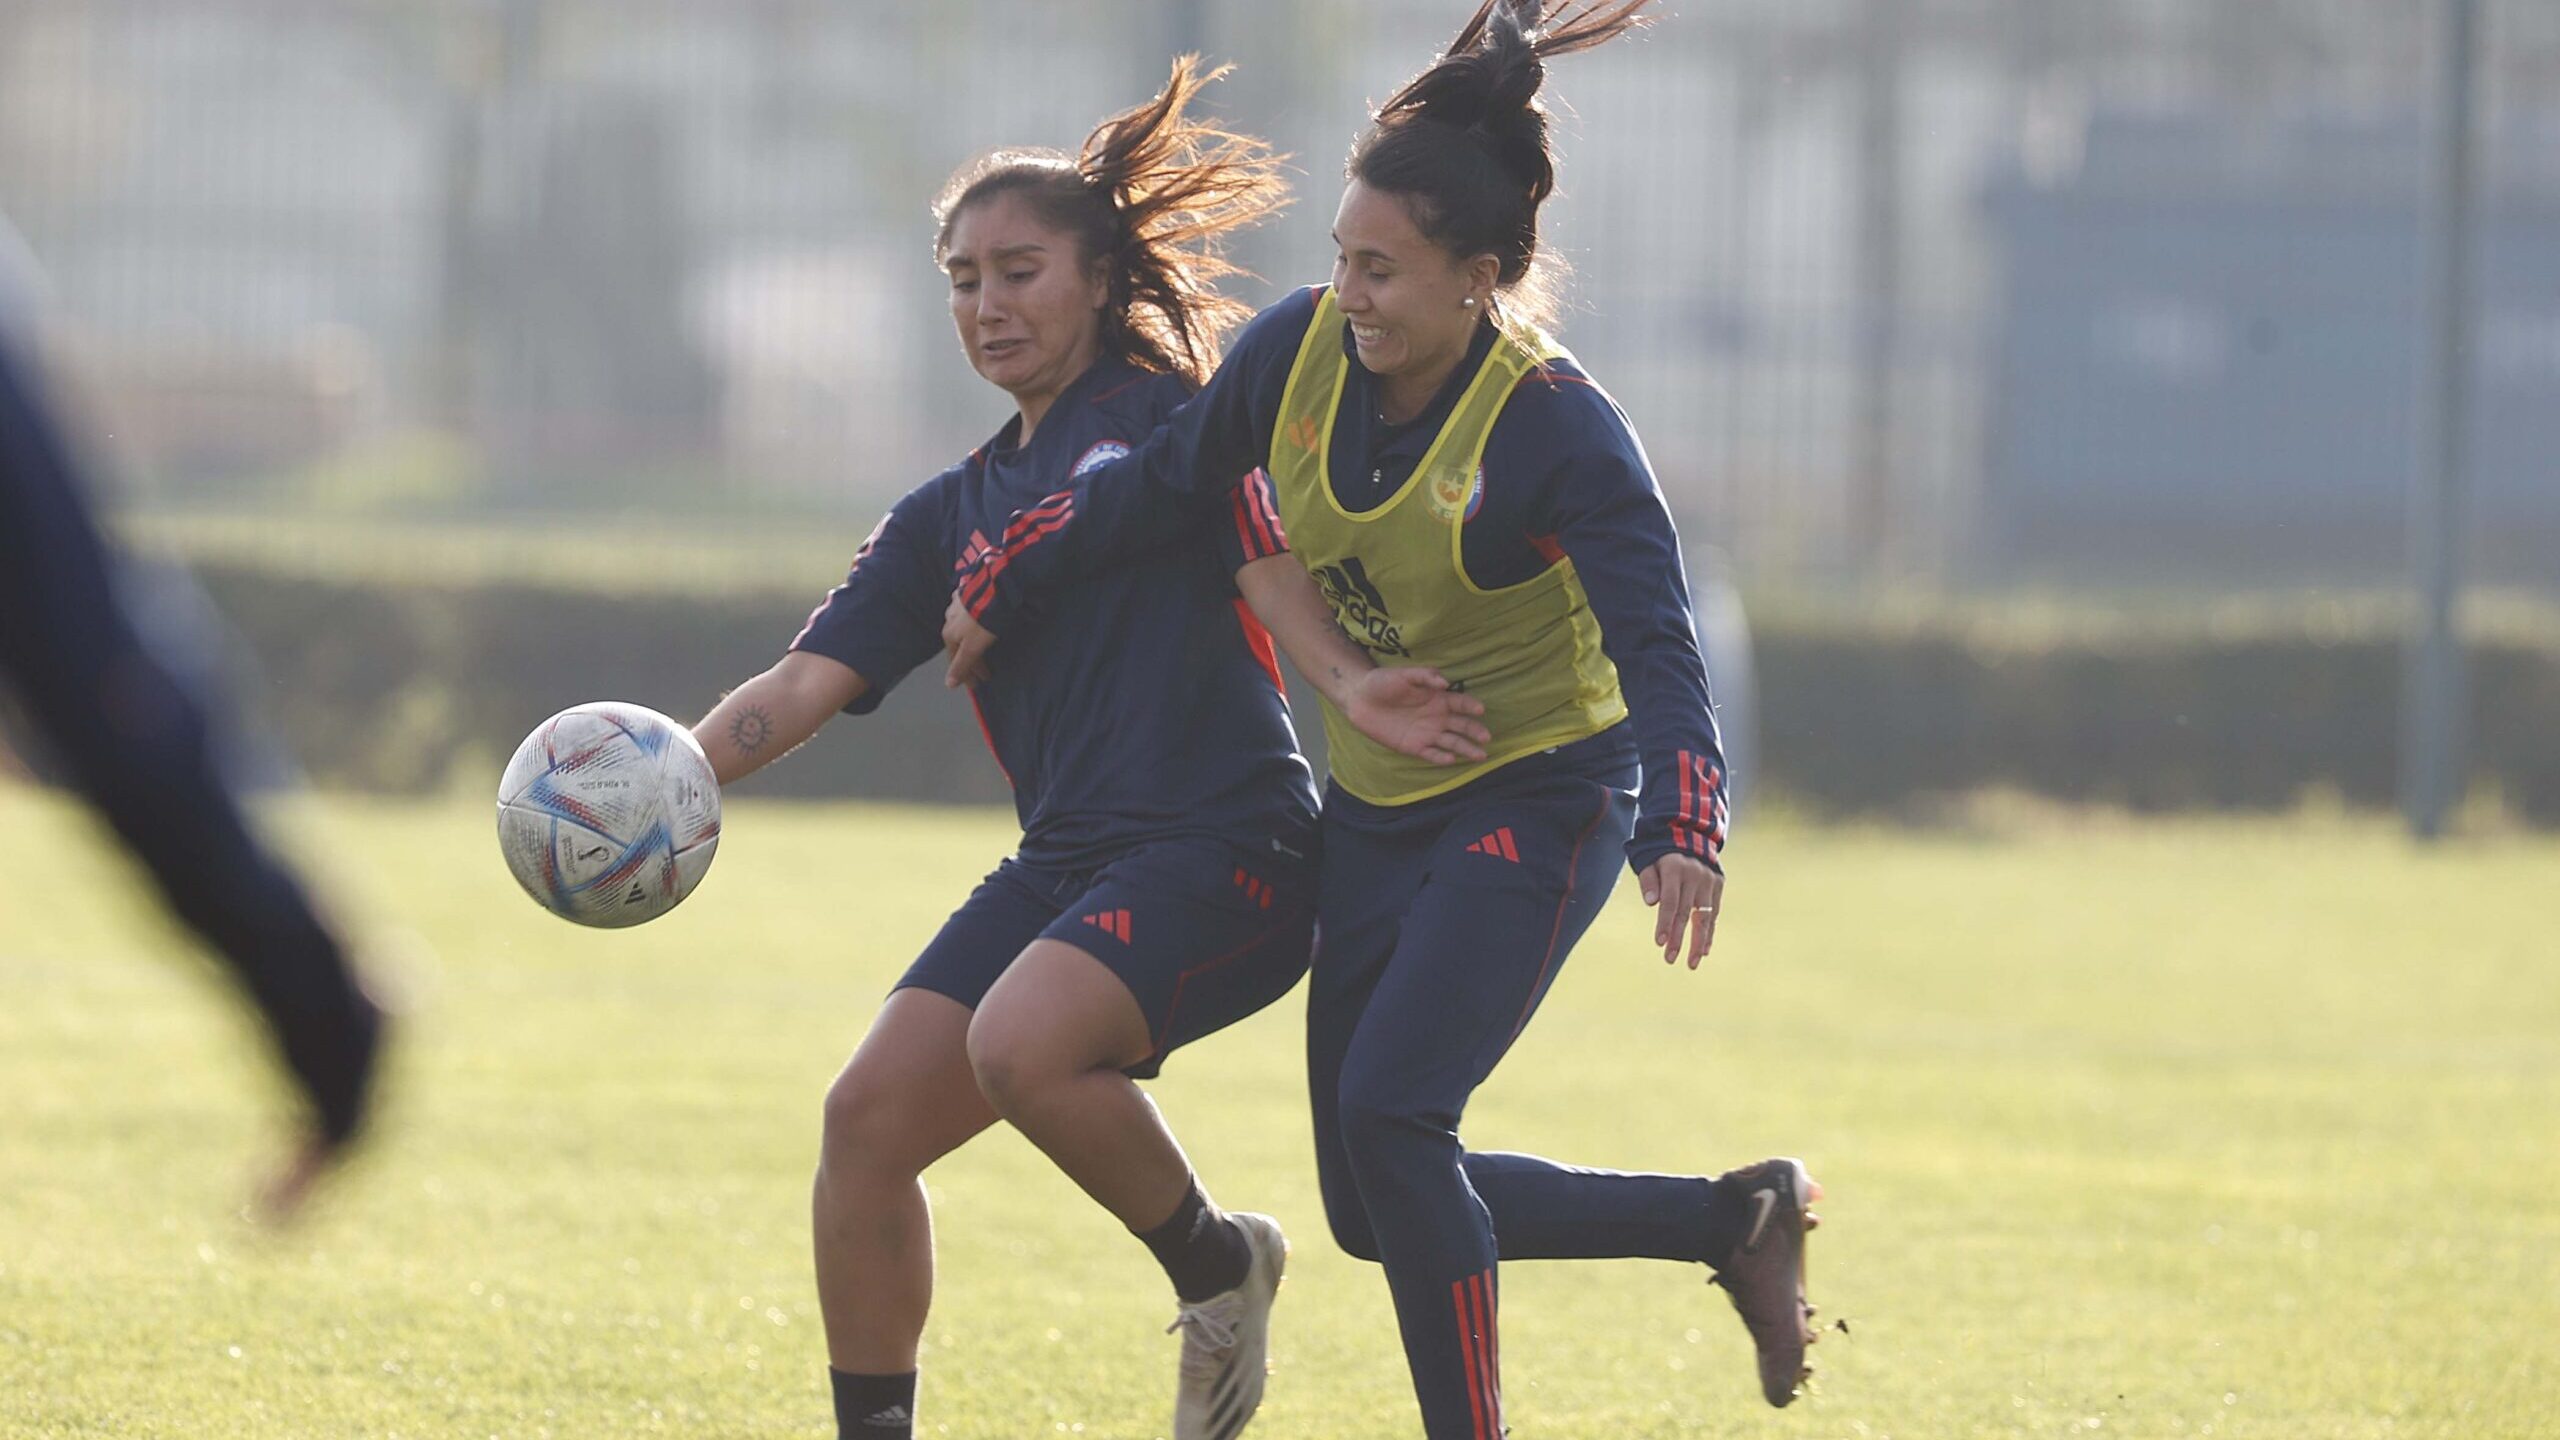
[1427,465,1485,522]
[1073,440,1131,477]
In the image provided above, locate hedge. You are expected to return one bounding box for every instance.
[1753,620,2558,820]
[171,564,2560,823]
[192,563,1014,807]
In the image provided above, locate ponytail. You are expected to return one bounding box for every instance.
[1352,1,1655,332]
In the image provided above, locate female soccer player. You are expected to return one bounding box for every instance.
[941,5,1823,1434]
[689,62,1484,1440]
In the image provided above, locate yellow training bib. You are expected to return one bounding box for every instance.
[1271,290,1627,805]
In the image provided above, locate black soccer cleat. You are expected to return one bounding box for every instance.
[1708,1156,1822,1407]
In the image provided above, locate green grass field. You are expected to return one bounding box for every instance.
[2,786,2554,1438]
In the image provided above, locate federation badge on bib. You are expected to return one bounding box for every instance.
[1428,464,1484,522]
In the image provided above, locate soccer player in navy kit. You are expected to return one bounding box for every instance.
[942,5,1825,1435]
[686,64,1486,1440]
[0,223,385,1222]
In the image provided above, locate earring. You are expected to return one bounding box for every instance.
[1462,297,1477,309]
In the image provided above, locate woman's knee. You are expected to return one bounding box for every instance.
[819,1061,965,1182]
[1316,1159,1383,1263]
[815,989,993,1187]
[968,965,1148,1118]
[1334,1060,1440,1157]
[821,1067,908,1167]
[963,1010,1064,1120]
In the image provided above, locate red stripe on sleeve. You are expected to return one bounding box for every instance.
[1247,469,1288,553]
[788,517,889,650]
[1000,492,1074,545]
[787,589,837,652]
[1232,486,1259,557]
[958,561,997,607]
[1226,469,1285,560]
[961,502,1079,616]
[1517,365,1602,392]
[997,506,1075,559]
[1231,599,1287,695]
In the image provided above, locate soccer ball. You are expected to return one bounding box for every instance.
[496,701,721,928]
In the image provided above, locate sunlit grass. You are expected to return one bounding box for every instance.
[2,785,2553,1437]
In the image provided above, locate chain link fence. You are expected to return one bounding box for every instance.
[5,0,2557,588]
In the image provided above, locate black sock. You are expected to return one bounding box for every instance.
[1135,1176,1252,1302]
[1701,1177,1749,1268]
[830,1368,916,1440]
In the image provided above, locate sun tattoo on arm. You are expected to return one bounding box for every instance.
[728,705,775,757]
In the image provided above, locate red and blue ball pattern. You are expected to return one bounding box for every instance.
[496,701,721,928]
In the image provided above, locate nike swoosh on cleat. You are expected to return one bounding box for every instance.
[1743,1186,1780,1251]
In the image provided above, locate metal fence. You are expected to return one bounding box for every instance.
[5,0,2557,587]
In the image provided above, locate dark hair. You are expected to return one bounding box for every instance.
[1350,0,1655,333]
[933,57,1287,386]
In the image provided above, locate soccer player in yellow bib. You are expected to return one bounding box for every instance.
[942,4,1823,1433]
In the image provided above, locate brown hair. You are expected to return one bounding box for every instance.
[1350,0,1656,333]
[933,57,1288,387]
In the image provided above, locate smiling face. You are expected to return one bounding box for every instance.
[1329,178,1500,415]
[942,189,1109,428]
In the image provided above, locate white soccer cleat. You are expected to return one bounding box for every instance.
[1167,1211,1287,1440]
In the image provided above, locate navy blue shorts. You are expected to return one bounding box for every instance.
[896,835,1315,1079]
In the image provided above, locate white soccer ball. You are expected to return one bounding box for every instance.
[496,701,721,928]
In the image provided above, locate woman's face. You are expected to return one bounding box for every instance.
[943,190,1108,404]
[1329,178,1496,389]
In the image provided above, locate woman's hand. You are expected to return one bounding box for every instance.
[1234,555,1489,765]
[1342,667,1490,765]
[1637,852,1724,968]
[943,592,997,688]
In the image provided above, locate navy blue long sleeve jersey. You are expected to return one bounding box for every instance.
[0,317,379,1144]
[791,353,1318,873]
[956,288,1728,875]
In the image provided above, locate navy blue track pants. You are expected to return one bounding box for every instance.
[1309,759,1716,1440]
